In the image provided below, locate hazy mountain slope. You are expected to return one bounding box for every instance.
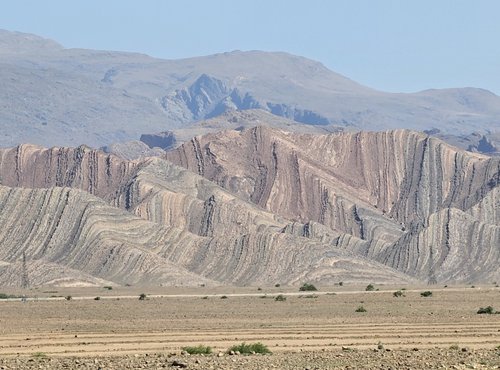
[1,29,499,148]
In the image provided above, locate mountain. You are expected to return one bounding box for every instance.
[165,127,500,284]
[0,143,415,287]
[0,128,497,287]
[1,29,499,149]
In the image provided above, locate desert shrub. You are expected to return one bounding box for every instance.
[65,295,72,301]
[274,294,286,301]
[275,283,281,287]
[94,296,101,301]
[355,306,367,312]
[450,344,460,350]
[227,342,271,355]
[338,281,344,286]
[103,286,113,290]
[0,293,18,299]
[365,284,375,291]
[299,283,318,292]
[138,293,147,300]
[420,291,433,297]
[393,290,404,297]
[182,345,212,355]
[257,287,262,291]
[477,306,496,314]
[201,296,208,300]
[220,295,228,299]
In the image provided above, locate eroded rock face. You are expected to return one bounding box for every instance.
[0,144,137,198]
[0,128,497,286]
[165,127,500,283]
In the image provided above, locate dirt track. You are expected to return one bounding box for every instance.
[0,285,499,368]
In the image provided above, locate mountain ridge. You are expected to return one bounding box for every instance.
[0,127,497,286]
[1,29,499,149]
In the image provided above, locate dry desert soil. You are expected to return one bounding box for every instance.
[0,285,499,369]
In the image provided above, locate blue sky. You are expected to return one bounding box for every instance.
[1,0,499,94]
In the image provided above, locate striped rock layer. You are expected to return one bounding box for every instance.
[0,128,498,286]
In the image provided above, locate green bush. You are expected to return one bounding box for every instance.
[355,306,367,312]
[274,294,286,301]
[420,291,433,297]
[477,306,496,314]
[0,293,19,299]
[227,342,271,355]
[182,345,212,355]
[365,284,375,291]
[299,283,318,292]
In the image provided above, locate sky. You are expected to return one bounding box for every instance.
[1,0,499,94]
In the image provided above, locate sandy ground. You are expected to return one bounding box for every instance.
[0,285,499,369]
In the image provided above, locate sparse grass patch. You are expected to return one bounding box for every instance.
[274,294,286,301]
[365,284,375,291]
[32,352,47,358]
[182,344,212,355]
[450,344,460,350]
[355,306,367,312]
[299,283,317,291]
[227,342,271,355]
[420,291,433,297]
[299,294,318,299]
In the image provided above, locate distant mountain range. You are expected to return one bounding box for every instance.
[1,29,499,155]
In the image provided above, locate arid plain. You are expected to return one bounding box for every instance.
[0,284,499,369]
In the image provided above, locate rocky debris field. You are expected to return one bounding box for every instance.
[1,348,499,370]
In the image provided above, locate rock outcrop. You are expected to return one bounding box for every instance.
[0,127,497,286]
[165,127,500,283]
